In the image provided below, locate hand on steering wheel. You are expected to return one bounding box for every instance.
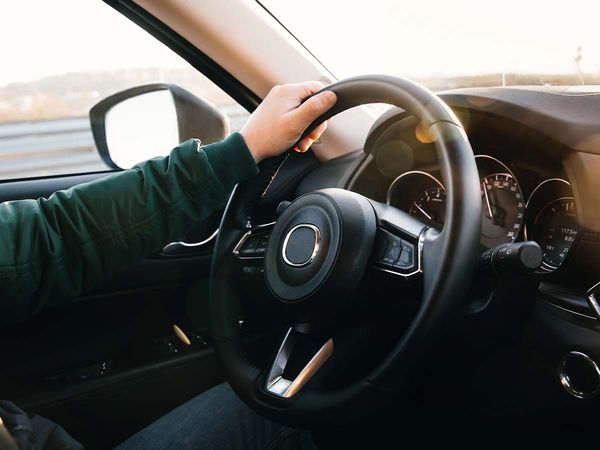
[241,81,337,163]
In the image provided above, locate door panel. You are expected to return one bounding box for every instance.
[0,173,225,448]
[18,351,223,450]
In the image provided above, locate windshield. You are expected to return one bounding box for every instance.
[261,0,600,90]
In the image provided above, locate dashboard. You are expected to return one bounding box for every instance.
[347,86,600,289]
[329,85,600,396]
[293,84,600,428]
[384,154,577,272]
[295,84,600,298]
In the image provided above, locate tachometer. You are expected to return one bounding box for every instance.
[532,198,578,271]
[480,173,524,248]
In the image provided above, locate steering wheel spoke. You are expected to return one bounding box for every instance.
[232,222,275,273]
[368,200,428,279]
[264,326,333,398]
[372,228,425,278]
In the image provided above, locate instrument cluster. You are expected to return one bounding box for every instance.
[386,155,579,272]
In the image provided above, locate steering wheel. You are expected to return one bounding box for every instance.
[209,75,482,427]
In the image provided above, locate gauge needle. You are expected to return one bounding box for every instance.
[413,202,433,221]
[482,182,494,219]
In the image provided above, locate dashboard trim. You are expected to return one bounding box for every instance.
[540,299,599,329]
[525,178,571,209]
[385,170,444,205]
[474,154,520,184]
[532,196,577,272]
[586,281,600,321]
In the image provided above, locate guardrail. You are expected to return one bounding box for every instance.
[0,106,249,181]
[0,118,106,180]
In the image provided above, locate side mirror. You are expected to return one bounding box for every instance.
[90,83,229,169]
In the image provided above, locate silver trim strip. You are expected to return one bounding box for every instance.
[266,327,333,398]
[587,282,600,321]
[558,351,600,400]
[162,228,219,254]
[524,178,572,242]
[232,222,276,260]
[386,170,444,205]
[528,196,577,272]
[475,154,520,183]
[542,299,598,323]
[525,177,571,208]
[281,224,321,267]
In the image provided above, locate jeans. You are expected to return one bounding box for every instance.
[115,383,317,450]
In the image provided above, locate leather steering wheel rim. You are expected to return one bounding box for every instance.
[209,75,482,427]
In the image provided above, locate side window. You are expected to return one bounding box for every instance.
[0,0,249,181]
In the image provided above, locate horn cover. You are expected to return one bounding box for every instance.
[265,189,376,316]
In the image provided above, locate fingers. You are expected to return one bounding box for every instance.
[295,80,327,97]
[294,121,328,153]
[308,120,328,140]
[278,81,326,98]
[294,137,314,153]
[267,81,325,103]
[292,90,337,128]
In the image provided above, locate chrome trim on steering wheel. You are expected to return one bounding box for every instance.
[266,327,333,398]
[232,221,276,260]
[281,224,321,267]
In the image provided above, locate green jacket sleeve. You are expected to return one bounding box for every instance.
[0,133,258,324]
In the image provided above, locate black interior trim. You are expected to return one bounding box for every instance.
[17,350,224,450]
[0,173,111,201]
[16,350,221,410]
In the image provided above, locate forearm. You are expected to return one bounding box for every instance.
[0,133,257,323]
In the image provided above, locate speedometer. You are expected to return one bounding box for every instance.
[532,198,578,271]
[386,157,525,247]
[480,173,524,248]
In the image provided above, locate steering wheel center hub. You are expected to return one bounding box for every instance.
[265,190,377,312]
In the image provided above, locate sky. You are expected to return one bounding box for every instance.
[263,0,600,78]
[0,0,187,86]
[1,0,599,87]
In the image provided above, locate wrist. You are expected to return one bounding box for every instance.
[240,129,263,163]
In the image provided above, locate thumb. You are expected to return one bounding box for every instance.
[292,90,337,129]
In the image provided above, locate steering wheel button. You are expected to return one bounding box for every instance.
[394,242,414,269]
[255,235,270,253]
[243,265,264,275]
[383,240,401,264]
[239,235,260,255]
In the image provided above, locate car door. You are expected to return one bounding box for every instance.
[0,2,254,448]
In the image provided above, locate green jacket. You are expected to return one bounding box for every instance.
[0,133,258,325]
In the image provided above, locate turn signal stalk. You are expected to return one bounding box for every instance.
[480,241,543,277]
